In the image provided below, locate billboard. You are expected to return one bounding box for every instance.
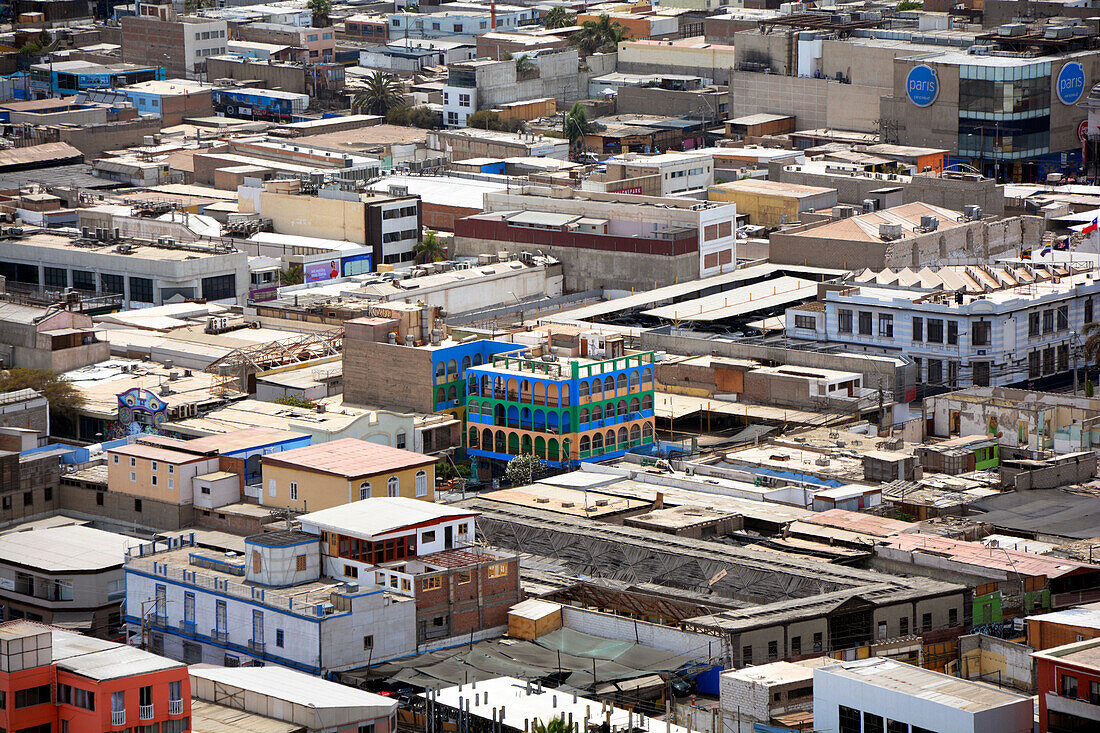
[342,253,373,277]
[304,260,341,283]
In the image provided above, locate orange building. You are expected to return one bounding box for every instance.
[0,620,190,733]
[1028,604,1100,651]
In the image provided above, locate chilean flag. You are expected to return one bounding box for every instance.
[1084,217,1099,234]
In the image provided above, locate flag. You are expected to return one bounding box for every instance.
[1041,245,1052,256]
[1021,248,1032,260]
[1084,217,1099,234]
[1054,240,1070,251]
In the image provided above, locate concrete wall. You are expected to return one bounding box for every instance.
[560,605,725,664]
[958,633,1036,692]
[617,41,736,85]
[615,86,727,121]
[1002,453,1097,490]
[343,339,434,413]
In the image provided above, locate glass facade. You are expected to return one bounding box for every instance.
[957,61,1051,160]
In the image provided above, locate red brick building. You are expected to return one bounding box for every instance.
[1033,638,1100,732]
[0,620,190,733]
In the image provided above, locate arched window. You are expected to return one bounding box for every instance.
[447,359,458,379]
[579,381,590,398]
[629,371,640,390]
[642,393,653,411]
[604,376,615,395]
[591,403,603,421]
[506,378,519,401]
[547,384,559,406]
[548,438,559,460]
[468,400,479,416]
[617,400,627,416]
[507,432,520,454]
[642,366,653,387]
[468,376,478,395]
[592,432,604,453]
[493,404,504,424]
[482,428,493,448]
[535,436,546,458]
[561,383,570,406]
[521,434,532,454]
[481,375,491,397]
[435,361,445,379]
[469,428,479,448]
[387,476,400,497]
[359,481,371,500]
[461,355,471,374]
[580,435,590,453]
[447,384,457,401]
[495,431,506,453]
[580,408,590,424]
[507,405,519,429]
[630,424,641,442]
[415,470,428,498]
[629,397,640,413]
[473,353,483,366]
[436,388,446,405]
[643,422,654,441]
[605,430,616,451]
[591,379,603,399]
[616,374,628,393]
[617,426,628,447]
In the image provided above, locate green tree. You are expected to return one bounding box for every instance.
[275,395,316,409]
[279,265,304,285]
[307,0,332,26]
[467,109,525,132]
[184,0,214,13]
[897,0,923,9]
[563,102,588,157]
[543,6,576,30]
[386,105,441,129]
[568,14,626,56]
[1085,322,1100,370]
[1087,378,1095,398]
[413,230,446,263]
[0,368,85,416]
[353,71,406,116]
[514,53,536,77]
[505,454,545,487]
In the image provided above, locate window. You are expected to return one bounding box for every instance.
[972,320,990,346]
[458,523,468,535]
[44,266,66,288]
[459,93,471,107]
[289,481,298,500]
[22,491,31,506]
[927,318,944,343]
[912,316,923,342]
[276,629,284,648]
[169,680,182,706]
[15,684,51,708]
[949,607,958,626]
[129,276,154,303]
[364,635,374,649]
[767,640,778,661]
[130,471,137,482]
[360,481,370,500]
[886,721,908,733]
[296,555,306,571]
[922,612,932,632]
[387,476,399,497]
[113,454,119,464]
[216,599,227,635]
[742,645,752,665]
[858,311,872,336]
[838,705,861,733]
[864,712,884,733]
[134,498,142,512]
[1062,673,1079,698]
[422,530,436,543]
[102,273,124,295]
[184,592,195,624]
[1029,311,1040,337]
[1088,298,1094,325]
[424,576,442,590]
[791,636,801,655]
[457,571,472,585]
[900,617,909,635]
[130,456,137,467]
[838,309,852,333]
[151,475,158,487]
[947,320,958,345]
[1044,309,1055,334]
[1058,304,1069,330]
[488,563,509,578]
[878,313,893,338]
[112,691,125,717]
[396,431,406,449]
[252,609,264,645]
[202,274,236,301]
[345,565,359,578]
[1089,680,1100,705]
[168,465,174,474]
[168,478,174,490]
[361,725,376,733]
[794,315,816,330]
[927,359,943,385]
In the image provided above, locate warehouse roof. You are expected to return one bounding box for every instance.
[0,525,141,572]
[191,665,397,714]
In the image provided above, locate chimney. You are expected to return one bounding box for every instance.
[653,491,664,510]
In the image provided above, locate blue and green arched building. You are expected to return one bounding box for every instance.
[464,351,657,471]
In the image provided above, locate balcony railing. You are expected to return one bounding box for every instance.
[210,628,228,643]
[112,710,126,726]
[179,620,196,635]
[248,639,266,655]
[168,699,183,716]
[140,704,154,720]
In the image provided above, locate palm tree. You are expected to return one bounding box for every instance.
[353,72,405,117]
[543,6,576,29]
[531,716,571,733]
[568,14,626,56]
[413,230,446,264]
[564,102,588,159]
[307,0,332,26]
[514,54,536,78]
[279,265,304,285]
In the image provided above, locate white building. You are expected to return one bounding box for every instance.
[583,150,716,196]
[785,262,1100,389]
[813,658,1033,733]
[719,659,831,733]
[124,530,417,674]
[387,5,535,38]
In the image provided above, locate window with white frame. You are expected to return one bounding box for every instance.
[387,476,399,497]
[289,482,298,500]
[415,470,428,497]
[360,481,371,500]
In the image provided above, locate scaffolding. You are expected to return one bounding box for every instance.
[204,328,344,391]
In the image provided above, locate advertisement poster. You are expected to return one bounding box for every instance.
[304,260,341,283]
[342,253,373,277]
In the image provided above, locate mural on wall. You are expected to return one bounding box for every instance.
[115,386,168,438]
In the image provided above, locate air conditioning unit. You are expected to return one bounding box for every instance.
[919,215,939,231]
[879,223,903,241]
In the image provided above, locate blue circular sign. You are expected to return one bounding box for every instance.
[906,65,939,107]
[1057,61,1086,105]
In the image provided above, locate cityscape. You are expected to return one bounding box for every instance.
[3,0,1100,732]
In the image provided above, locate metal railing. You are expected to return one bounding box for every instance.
[169,699,183,715]
[112,710,126,726]
[140,704,154,720]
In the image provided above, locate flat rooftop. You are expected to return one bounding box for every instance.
[299,497,478,539]
[191,664,396,714]
[0,524,141,572]
[816,658,1032,712]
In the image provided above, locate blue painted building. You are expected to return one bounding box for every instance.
[29,60,163,97]
[211,86,309,121]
